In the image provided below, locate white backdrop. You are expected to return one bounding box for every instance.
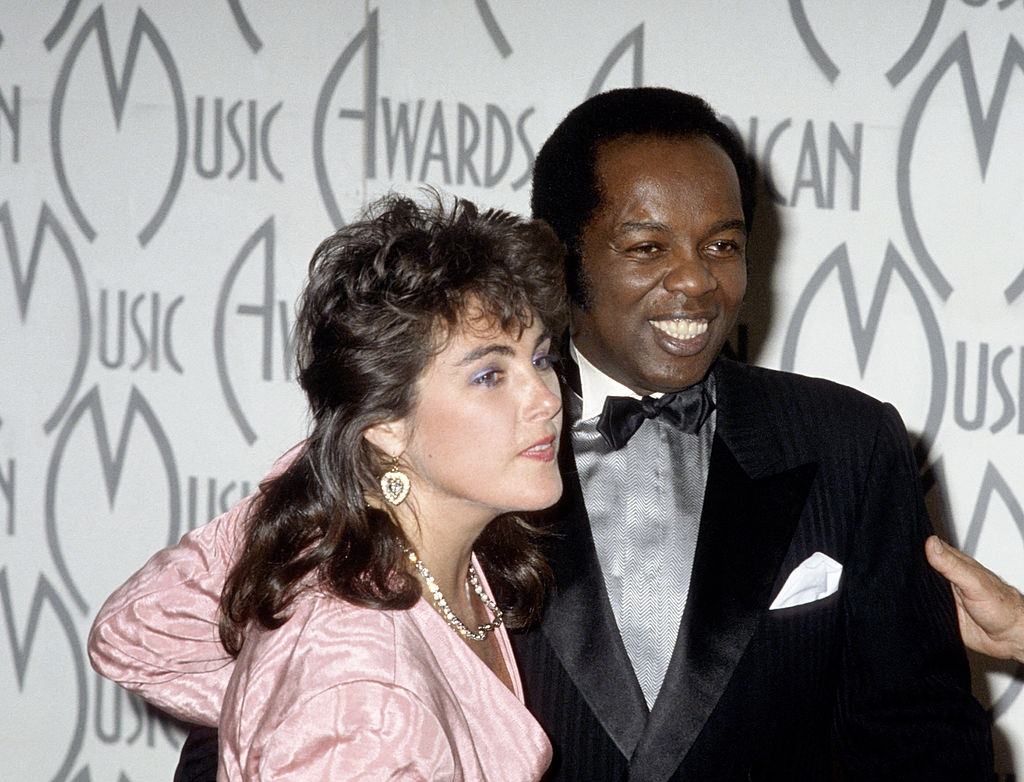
[1,2,1022,779]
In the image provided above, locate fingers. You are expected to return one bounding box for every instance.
[925,536,996,598]
[925,535,968,579]
[927,535,1020,607]
[926,536,1024,662]
[927,535,974,565]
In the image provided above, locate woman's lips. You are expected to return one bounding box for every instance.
[520,436,557,462]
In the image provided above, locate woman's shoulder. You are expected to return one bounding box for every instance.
[221,596,461,779]
[239,592,410,689]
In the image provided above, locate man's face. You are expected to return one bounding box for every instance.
[573,134,747,395]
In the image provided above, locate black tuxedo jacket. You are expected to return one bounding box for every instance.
[511,357,991,781]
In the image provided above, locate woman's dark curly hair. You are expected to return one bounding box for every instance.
[219,192,567,655]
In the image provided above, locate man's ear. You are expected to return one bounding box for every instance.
[363,417,409,461]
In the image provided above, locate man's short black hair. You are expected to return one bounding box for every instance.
[531,87,756,305]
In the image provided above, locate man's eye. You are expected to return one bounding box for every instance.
[707,240,741,256]
[629,243,661,256]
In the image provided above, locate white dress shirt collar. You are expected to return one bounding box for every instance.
[569,340,663,422]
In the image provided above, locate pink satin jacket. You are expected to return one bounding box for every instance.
[89,451,552,780]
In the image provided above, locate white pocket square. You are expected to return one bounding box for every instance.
[769,552,843,610]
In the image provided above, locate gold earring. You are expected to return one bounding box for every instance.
[379,457,411,506]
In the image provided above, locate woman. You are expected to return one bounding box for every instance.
[89,193,567,780]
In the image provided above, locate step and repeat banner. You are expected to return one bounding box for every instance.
[1,1,1022,779]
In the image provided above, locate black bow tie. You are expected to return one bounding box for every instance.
[596,384,715,450]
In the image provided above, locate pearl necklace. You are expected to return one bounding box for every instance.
[404,549,504,642]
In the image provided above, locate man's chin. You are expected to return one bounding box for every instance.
[640,352,719,393]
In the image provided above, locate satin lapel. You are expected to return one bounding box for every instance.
[628,359,818,781]
[538,405,649,758]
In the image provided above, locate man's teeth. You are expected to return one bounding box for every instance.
[650,319,708,340]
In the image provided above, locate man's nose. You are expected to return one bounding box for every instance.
[662,249,717,297]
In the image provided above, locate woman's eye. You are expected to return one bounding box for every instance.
[472,369,502,387]
[533,353,558,371]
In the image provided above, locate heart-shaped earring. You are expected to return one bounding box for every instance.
[379,458,411,506]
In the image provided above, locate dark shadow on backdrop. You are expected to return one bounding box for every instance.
[724,159,782,367]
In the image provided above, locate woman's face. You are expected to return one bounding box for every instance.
[395,312,563,525]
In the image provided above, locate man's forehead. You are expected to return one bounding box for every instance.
[590,135,743,217]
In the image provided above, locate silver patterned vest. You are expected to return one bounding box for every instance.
[569,372,716,709]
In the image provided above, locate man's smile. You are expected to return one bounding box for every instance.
[648,318,709,341]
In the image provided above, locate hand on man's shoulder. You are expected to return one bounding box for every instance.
[927,536,1024,664]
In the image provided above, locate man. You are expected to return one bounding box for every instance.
[174,88,991,779]
[507,87,990,780]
